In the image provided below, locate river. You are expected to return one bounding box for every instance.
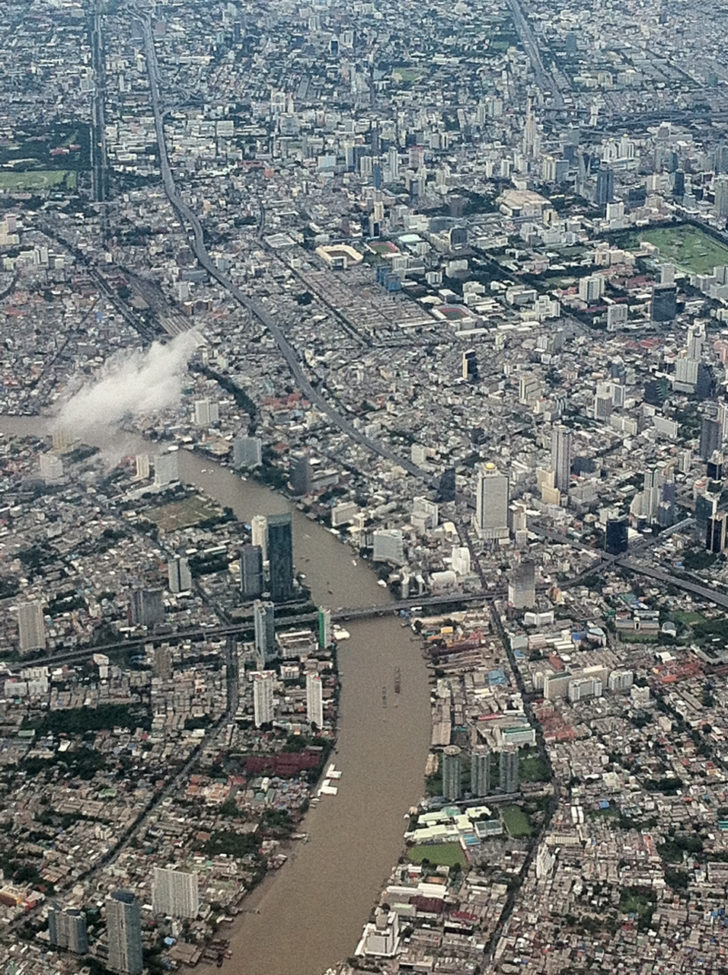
[0,417,432,975]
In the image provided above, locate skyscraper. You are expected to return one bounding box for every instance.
[135,455,150,481]
[251,514,268,561]
[289,452,312,496]
[436,467,456,504]
[707,513,727,554]
[153,644,173,680]
[550,423,572,493]
[461,349,478,382]
[306,672,324,729]
[253,599,276,664]
[471,746,491,797]
[152,867,199,918]
[700,416,722,462]
[696,492,719,534]
[240,544,264,600]
[252,671,275,727]
[442,745,462,800]
[16,601,46,653]
[508,561,536,609]
[651,284,677,323]
[715,175,728,221]
[154,451,179,487]
[193,399,219,427]
[595,164,614,206]
[499,745,519,794]
[474,463,509,540]
[39,452,64,483]
[318,607,333,649]
[48,906,88,954]
[233,436,263,470]
[129,589,164,627]
[106,890,143,975]
[267,513,294,602]
[167,557,192,594]
[605,517,629,555]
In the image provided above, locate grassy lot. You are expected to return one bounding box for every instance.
[672,611,706,626]
[631,225,728,275]
[392,66,426,84]
[619,887,656,919]
[0,169,76,191]
[519,750,550,783]
[501,805,532,838]
[408,842,466,867]
[618,631,659,643]
[146,495,217,533]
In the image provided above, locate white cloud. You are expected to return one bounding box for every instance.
[53,331,202,444]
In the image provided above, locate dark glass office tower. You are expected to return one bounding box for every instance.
[267,512,294,602]
[240,544,264,599]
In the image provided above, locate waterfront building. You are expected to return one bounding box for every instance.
[372,528,405,565]
[134,454,150,480]
[290,451,312,496]
[233,436,262,469]
[251,514,268,561]
[267,513,294,601]
[306,672,324,729]
[152,867,199,918]
[442,745,462,800]
[318,607,333,649]
[154,451,179,487]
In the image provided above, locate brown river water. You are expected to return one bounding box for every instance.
[0,417,431,975]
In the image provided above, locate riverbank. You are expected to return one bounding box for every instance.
[0,416,432,975]
[195,616,430,975]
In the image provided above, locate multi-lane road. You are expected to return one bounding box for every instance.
[90,3,109,211]
[140,19,431,485]
[504,0,565,110]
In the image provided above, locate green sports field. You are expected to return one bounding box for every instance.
[407,842,466,867]
[0,170,76,192]
[145,495,217,533]
[629,224,728,275]
[500,805,532,838]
